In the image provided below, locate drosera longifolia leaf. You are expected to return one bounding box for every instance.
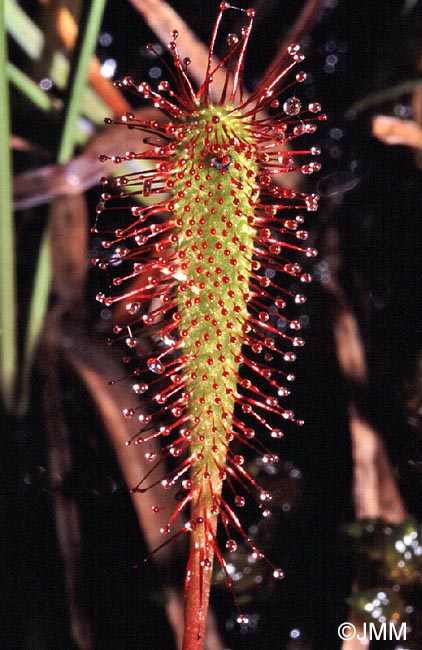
[95,4,323,647]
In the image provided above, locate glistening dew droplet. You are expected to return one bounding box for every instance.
[147,358,165,374]
[283,96,302,116]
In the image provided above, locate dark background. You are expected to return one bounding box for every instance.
[2,1,422,649]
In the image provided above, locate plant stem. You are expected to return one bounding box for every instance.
[0,0,17,411]
[183,512,218,650]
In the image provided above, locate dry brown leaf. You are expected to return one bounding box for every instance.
[129,0,227,99]
[349,405,406,523]
[372,115,422,148]
[56,4,131,115]
[61,333,224,649]
[61,335,186,562]
[13,107,163,209]
[49,193,88,305]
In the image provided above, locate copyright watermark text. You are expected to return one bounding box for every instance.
[337,621,407,642]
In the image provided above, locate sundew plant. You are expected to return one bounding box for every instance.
[94,4,323,648]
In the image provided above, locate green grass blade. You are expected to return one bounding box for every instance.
[57,0,107,164]
[5,0,43,60]
[17,231,51,418]
[18,0,107,416]
[7,61,55,112]
[352,76,422,114]
[0,0,17,411]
